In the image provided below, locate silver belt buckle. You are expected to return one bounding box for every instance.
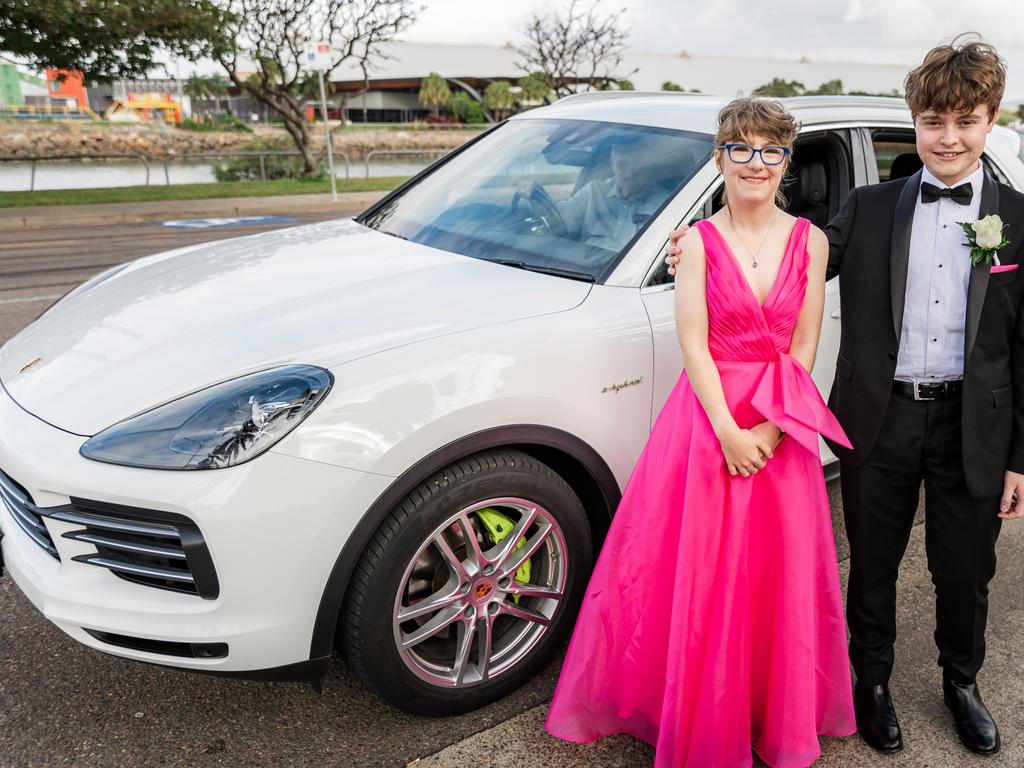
[913,381,935,401]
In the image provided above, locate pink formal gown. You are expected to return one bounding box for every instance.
[545,218,856,768]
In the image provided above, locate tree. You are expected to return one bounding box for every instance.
[661,81,683,91]
[1017,104,1024,122]
[517,72,552,104]
[0,0,232,82]
[752,78,806,98]
[516,0,636,99]
[418,72,451,116]
[483,80,516,120]
[847,88,902,97]
[615,79,634,91]
[464,100,486,124]
[213,0,418,178]
[184,73,230,116]
[808,78,843,96]
[446,90,472,122]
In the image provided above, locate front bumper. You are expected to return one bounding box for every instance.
[0,383,392,674]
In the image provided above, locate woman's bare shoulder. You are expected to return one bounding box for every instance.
[806,222,829,253]
[680,220,706,247]
[805,223,829,269]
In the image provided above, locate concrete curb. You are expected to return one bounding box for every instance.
[0,191,389,232]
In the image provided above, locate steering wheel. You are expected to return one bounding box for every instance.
[510,183,568,237]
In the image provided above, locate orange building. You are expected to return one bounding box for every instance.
[45,69,88,109]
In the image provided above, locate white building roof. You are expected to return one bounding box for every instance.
[330,40,910,96]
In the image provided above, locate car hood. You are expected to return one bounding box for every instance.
[0,219,590,436]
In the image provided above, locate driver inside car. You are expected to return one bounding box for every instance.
[516,137,673,250]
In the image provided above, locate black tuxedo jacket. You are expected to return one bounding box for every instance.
[824,169,1024,499]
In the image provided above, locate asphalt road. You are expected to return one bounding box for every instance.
[1,215,1023,768]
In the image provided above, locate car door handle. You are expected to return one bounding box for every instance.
[830,308,841,319]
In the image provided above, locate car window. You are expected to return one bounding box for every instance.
[872,128,1013,185]
[871,131,921,181]
[359,119,714,281]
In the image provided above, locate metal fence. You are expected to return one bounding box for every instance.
[0,153,152,191]
[163,150,352,184]
[0,105,102,121]
[0,147,450,191]
[363,148,450,178]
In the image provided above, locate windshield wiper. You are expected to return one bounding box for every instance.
[479,258,596,282]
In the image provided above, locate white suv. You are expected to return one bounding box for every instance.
[2,94,1023,715]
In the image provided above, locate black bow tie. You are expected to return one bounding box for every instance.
[921,181,973,205]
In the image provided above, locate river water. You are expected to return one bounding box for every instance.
[0,158,430,192]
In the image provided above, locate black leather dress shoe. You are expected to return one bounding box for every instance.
[943,677,1000,754]
[854,682,903,753]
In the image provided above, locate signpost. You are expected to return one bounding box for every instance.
[304,41,337,202]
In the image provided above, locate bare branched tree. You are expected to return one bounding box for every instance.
[213,0,418,177]
[515,0,636,100]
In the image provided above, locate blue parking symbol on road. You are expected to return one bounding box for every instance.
[159,215,297,229]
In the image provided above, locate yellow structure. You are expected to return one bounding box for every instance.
[105,93,182,123]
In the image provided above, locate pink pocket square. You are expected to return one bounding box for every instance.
[991,264,1018,273]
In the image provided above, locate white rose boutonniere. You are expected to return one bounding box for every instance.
[958,214,1010,266]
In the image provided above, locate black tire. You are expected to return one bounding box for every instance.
[341,449,592,715]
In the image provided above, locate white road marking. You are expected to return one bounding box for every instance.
[0,294,62,305]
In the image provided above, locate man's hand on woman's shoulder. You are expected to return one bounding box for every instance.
[665,224,691,276]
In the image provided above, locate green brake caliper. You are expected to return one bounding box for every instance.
[475,507,531,604]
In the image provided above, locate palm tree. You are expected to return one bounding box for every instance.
[418,72,451,116]
[517,72,551,104]
[483,81,516,120]
[184,73,230,118]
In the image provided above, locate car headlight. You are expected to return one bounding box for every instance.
[80,365,333,470]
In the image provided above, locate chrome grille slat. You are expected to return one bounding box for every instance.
[48,509,179,539]
[0,471,31,508]
[1,467,217,598]
[72,555,196,584]
[4,494,47,533]
[63,531,187,560]
[0,470,59,559]
[5,502,58,555]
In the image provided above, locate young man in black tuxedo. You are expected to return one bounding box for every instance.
[665,36,1024,756]
[822,38,1024,756]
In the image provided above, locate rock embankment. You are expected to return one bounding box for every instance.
[0,121,482,160]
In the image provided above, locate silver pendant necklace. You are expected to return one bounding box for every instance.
[727,207,777,268]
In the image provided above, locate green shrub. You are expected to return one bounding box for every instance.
[465,101,486,124]
[446,91,473,122]
[212,136,317,181]
[180,115,251,133]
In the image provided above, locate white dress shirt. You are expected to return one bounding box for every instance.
[555,178,671,251]
[894,163,985,382]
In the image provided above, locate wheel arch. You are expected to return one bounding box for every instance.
[308,424,621,664]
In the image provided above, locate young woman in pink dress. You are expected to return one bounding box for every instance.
[545,98,857,767]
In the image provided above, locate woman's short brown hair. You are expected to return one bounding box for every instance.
[904,34,1006,119]
[714,97,799,208]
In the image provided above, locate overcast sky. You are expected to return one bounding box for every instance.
[401,0,1024,100]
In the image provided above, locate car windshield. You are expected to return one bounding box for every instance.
[360,119,714,280]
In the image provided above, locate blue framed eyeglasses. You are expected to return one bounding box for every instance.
[719,143,791,166]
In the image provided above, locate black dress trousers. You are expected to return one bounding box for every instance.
[840,391,1002,686]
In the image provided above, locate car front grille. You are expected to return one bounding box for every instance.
[0,468,219,599]
[0,469,59,559]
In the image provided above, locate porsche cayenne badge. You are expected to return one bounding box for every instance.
[19,357,42,375]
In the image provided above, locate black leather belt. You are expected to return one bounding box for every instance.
[892,379,963,401]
